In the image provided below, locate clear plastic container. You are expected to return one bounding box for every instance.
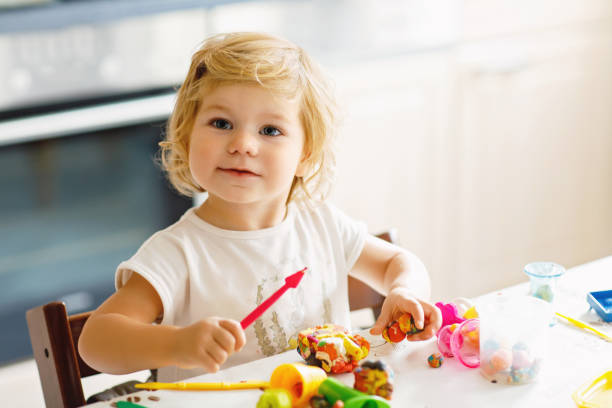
[477,295,552,385]
[523,262,565,303]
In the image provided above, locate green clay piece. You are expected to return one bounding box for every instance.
[257,388,292,408]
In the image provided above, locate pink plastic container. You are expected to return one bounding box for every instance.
[436,325,454,357]
[450,319,480,368]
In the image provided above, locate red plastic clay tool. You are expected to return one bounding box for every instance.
[240,267,307,329]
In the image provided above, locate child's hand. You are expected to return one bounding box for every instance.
[369,287,442,341]
[173,317,246,372]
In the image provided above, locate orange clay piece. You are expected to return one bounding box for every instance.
[382,321,405,343]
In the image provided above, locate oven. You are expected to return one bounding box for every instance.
[0,4,209,365]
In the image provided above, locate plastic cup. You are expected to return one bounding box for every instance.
[523,262,565,303]
[477,295,552,385]
[269,363,327,406]
[450,319,480,368]
[436,324,454,357]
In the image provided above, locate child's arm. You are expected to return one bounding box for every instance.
[78,272,245,374]
[349,234,442,340]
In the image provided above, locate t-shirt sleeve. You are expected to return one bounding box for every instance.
[115,229,188,325]
[322,202,368,271]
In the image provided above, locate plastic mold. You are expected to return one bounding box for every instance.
[572,370,612,408]
[587,290,612,322]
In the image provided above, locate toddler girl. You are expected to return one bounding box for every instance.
[79,32,442,381]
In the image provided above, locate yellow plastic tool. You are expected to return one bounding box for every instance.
[135,380,270,391]
[268,363,327,407]
[555,312,612,342]
[572,371,612,408]
[134,362,327,405]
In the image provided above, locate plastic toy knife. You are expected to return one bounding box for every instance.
[240,267,307,329]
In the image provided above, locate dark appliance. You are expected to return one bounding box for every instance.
[0,3,212,365]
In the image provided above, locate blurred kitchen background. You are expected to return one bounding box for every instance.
[0,0,611,404]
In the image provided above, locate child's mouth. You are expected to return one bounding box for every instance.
[219,167,259,177]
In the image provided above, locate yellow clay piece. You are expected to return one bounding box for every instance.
[463,306,479,319]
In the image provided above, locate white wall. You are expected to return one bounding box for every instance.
[326,2,612,301]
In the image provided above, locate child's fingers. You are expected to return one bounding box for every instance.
[406,304,443,341]
[219,319,246,351]
[213,326,238,354]
[202,350,221,373]
[406,325,437,341]
[426,303,443,332]
[370,303,393,335]
[206,343,229,366]
[389,297,424,329]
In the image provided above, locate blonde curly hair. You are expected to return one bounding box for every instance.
[159,32,338,203]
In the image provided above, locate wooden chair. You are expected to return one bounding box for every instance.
[348,229,398,318]
[26,302,145,408]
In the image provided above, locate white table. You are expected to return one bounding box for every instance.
[88,256,612,407]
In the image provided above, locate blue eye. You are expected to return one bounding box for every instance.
[260,126,281,136]
[210,119,232,130]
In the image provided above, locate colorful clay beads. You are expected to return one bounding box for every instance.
[480,342,541,384]
[427,353,444,368]
[353,360,394,400]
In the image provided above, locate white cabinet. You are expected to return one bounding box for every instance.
[329,14,612,300]
[328,50,458,298]
[453,22,612,297]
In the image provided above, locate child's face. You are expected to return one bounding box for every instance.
[189,83,307,207]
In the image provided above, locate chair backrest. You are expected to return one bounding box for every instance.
[26,301,98,408]
[347,229,397,317]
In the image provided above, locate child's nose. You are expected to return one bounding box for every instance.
[227,128,258,156]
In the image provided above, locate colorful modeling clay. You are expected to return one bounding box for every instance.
[397,313,421,335]
[427,353,444,368]
[308,396,345,408]
[353,360,394,400]
[381,313,424,344]
[296,324,370,373]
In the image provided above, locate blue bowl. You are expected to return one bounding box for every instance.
[587,290,612,322]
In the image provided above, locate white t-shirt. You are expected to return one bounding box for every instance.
[115,201,367,381]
